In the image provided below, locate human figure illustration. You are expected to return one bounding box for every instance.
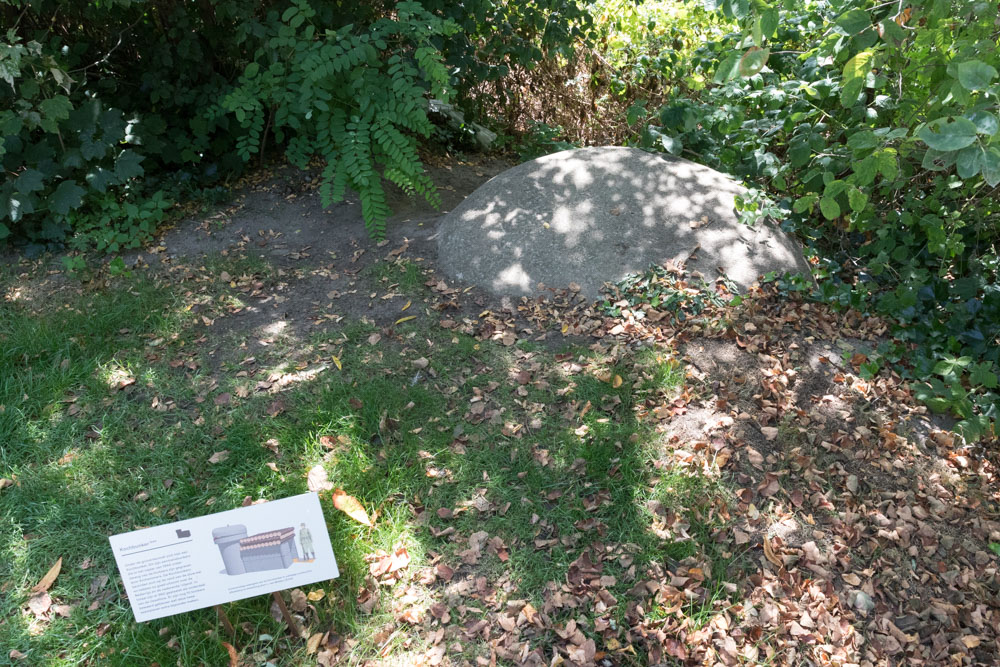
[298,523,315,560]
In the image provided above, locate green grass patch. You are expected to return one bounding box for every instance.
[0,258,745,664]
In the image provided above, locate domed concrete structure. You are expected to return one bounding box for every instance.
[436,146,811,299]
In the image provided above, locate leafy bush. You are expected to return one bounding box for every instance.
[0,35,145,250]
[218,0,454,236]
[634,0,999,440]
[0,0,487,249]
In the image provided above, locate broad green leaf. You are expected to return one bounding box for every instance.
[759,8,779,40]
[0,222,9,239]
[85,166,116,193]
[713,52,742,83]
[846,130,877,151]
[793,194,818,213]
[15,168,45,193]
[968,110,998,136]
[918,117,978,151]
[956,60,998,91]
[48,180,86,215]
[836,9,871,35]
[659,134,682,155]
[738,47,769,77]
[956,145,984,179]
[848,187,868,212]
[841,51,872,107]
[852,156,878,185]
[245,62,260,78]
[983,148,1000,187]
[115,150,145,181]
[819,197,840,220]
[39,95,72,123]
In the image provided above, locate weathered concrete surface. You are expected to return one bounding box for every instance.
[437,146,811,299]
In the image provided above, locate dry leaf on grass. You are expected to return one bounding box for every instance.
[307,465,333,492]
[208,450,230,464]
[331,489,372,526]
[31,557,62,593]
[222,642,238,667]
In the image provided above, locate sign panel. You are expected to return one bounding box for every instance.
[109,493,338,622]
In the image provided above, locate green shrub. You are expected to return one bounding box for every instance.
[636,0,999,440]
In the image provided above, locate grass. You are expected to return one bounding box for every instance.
[0,256,744,665]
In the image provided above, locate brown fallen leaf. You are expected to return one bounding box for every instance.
[266,399,285,417]
[27,591,51,617]
[332,489,373,526]
[208,450,230,464]
[306,632,324,655]
[762,535,783,569]
[612,374,623,388]
[222,641,239,667]
[31,557,62,593]
[307,465,334,492]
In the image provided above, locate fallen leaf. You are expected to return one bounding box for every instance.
[395,315,416,325]
[222,641,239,667]
[332,489,373,526]
[266,399,285,417]
[763,536,783,569]
[760,426,779,441]
[401,300,411,312]
[31,557,62,593]
[214,393,231,406]
[331,355,342,371]
[612,374,623,388]
[27,591,51,617]
[208,450,230,464]
[306,632,324,655]
[307,465,334,492]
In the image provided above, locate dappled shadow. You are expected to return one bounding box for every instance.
[436,146,811,299]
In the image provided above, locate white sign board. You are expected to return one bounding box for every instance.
[109,493,339,622]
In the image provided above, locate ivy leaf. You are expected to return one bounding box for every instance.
[48,180,86,215]
[933,355,972,377]
[956,60,998,92]
[836,9,871,35]
[918,117,978,151]
[738,47,769,77]
[970,363,998,389]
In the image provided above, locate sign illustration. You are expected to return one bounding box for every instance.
[109,493,338,622]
